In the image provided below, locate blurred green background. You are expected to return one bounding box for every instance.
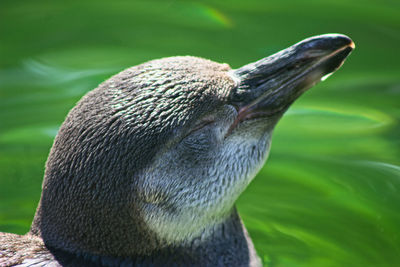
[0,0,399,266]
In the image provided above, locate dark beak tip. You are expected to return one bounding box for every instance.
[302,33,355,52]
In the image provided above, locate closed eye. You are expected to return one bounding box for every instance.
[182,119,215,140]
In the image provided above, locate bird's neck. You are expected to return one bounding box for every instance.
[33,208,261,266]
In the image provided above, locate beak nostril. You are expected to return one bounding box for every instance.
[286,63,301,71]
[286,65,296,71]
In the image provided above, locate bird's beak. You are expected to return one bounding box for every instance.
[230,34,355,122]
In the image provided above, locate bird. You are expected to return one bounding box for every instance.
[0,34,354,267]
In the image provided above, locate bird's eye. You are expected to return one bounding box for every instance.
[178,118,215,148]
[181,119,216,154]
[187,119,215,136]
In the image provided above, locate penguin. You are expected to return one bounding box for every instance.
[0,34,354,267]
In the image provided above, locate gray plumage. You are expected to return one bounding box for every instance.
[0,34,354,267]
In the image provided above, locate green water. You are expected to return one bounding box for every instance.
[0,1,399,266]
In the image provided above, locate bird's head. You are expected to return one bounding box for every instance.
[32,34,354,257]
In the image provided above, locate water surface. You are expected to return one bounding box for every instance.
[1,1,399,266]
